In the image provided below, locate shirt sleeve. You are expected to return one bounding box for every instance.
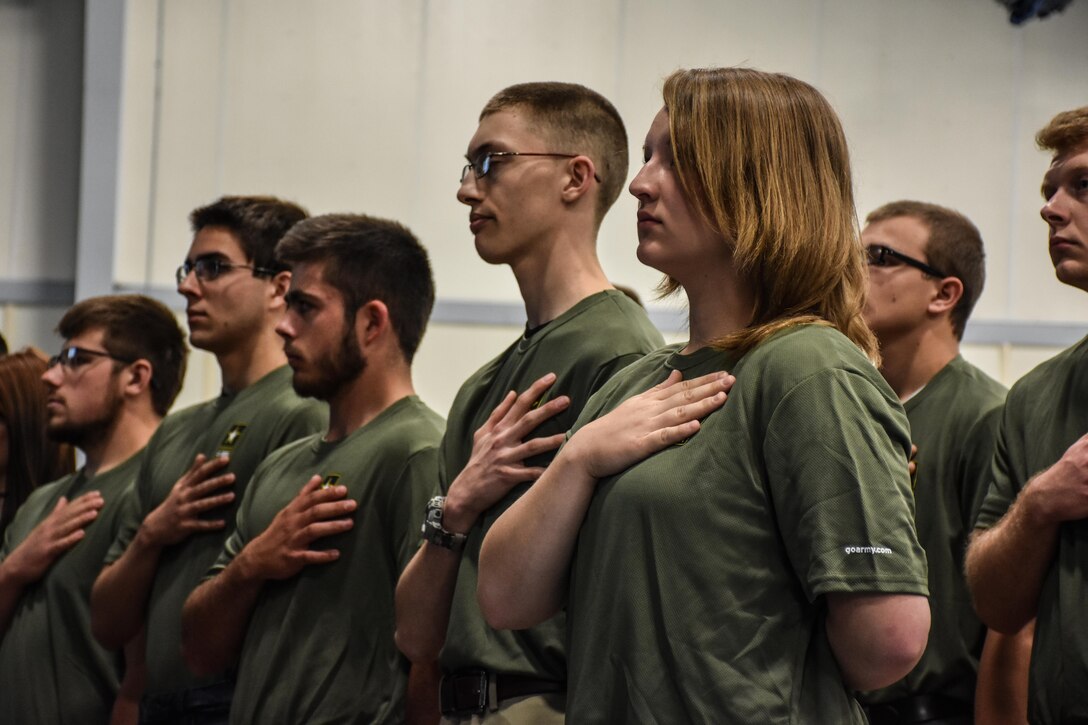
[384,446,441,575]
[764,367,929,600]
[961,405,1004,528]
[973,404,1020,530]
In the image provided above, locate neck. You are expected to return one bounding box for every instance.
[216,325,287,394]
[324,359,416,442]
[82,406,161,477]
[680,263,755,352]
[509,227,612,328]
[877,325,959,401]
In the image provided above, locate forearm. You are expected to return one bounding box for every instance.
[394,544,462,662]
[405,660,441,725]
[90,529,165,648]
[477,451,597,630]
[966,488,1058,633]
[975,623,1033,725]
[0,560,30,637]
[180,553,263,677]
[825,592,930,692]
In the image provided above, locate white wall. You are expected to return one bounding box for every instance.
[3,0,1088,413]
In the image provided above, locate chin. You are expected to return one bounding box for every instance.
[1054,261,1088,292]
[187,331,218,353]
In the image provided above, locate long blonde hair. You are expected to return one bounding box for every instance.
[662,67,877,361]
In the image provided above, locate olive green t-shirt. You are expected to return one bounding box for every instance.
[0,453,144,725]
[439,290,663,680]
[974,335,1088,725]
[207,395,443,724]
[860,355,1006,706]
[104,365,326,696]
[564,326,929,724]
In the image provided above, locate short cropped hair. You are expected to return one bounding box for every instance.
[662,67,876,360]
[57,295,188,416]
[189,196,309,273]
[867,201,985,340]
[481,82,628,225]
[275,214,435,363]
[1036,106,1088,159]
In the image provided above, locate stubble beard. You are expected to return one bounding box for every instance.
[291,322,367,401]
[47,385,124,451]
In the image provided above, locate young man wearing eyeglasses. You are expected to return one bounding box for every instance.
[90,196,327,724]
[967,107,1088,725]
[181,214,444,724]
[857,200,1008,725]
[394,82,663,723]
[0,294,187,724]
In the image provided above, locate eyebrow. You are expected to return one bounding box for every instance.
[184,251,231,265]
[464,142,500,162]
[284,290,318,306]
[1042,160,1088,196]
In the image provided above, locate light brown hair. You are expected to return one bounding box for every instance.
[866,200,985,340]
[482,82,628,226]
[662,67,877,360]
[1036,106,1088,158]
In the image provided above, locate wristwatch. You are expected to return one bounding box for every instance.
[421,496,468,552]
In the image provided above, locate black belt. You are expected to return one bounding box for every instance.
[139,681,234,724]
[439,670,564,716]
[863,693,972,725]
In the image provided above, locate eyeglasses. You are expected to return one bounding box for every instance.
[460,151,601,183]
[48,346,135,371]
[865,245,946,278]
[176,257,276,286]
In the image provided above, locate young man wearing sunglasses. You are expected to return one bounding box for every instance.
[394,82,663,723]
[859,201,1009,725]
[90,196,327,723]
[968,107,1088,725]
[0,294,187,724]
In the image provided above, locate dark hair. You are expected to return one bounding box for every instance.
[276,214,435,363]
[1037,106,1088,159]
[481,82,628,225]
[0,348,75,539]
[866,201,985,340]
[189,196,309,273]
[57,295,189,415]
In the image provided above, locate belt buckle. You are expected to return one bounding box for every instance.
[440,670,490,716]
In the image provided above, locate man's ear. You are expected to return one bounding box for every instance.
[560,155,597,205]
[929,276,964,316]
[122,359,155,401]
[269,270,291,310]
[354,300,391,350]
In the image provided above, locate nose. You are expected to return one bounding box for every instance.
[177,267,202,301]
[275,312,295,341]
[1040,190,1069,227]
[457,173,482,206]
[629,163,655,202]
[41,363,62,387]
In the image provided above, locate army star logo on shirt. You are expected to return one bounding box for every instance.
[216,424,248,455]
[321,474,342,489]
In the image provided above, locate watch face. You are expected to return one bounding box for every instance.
[426,507,443,527]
